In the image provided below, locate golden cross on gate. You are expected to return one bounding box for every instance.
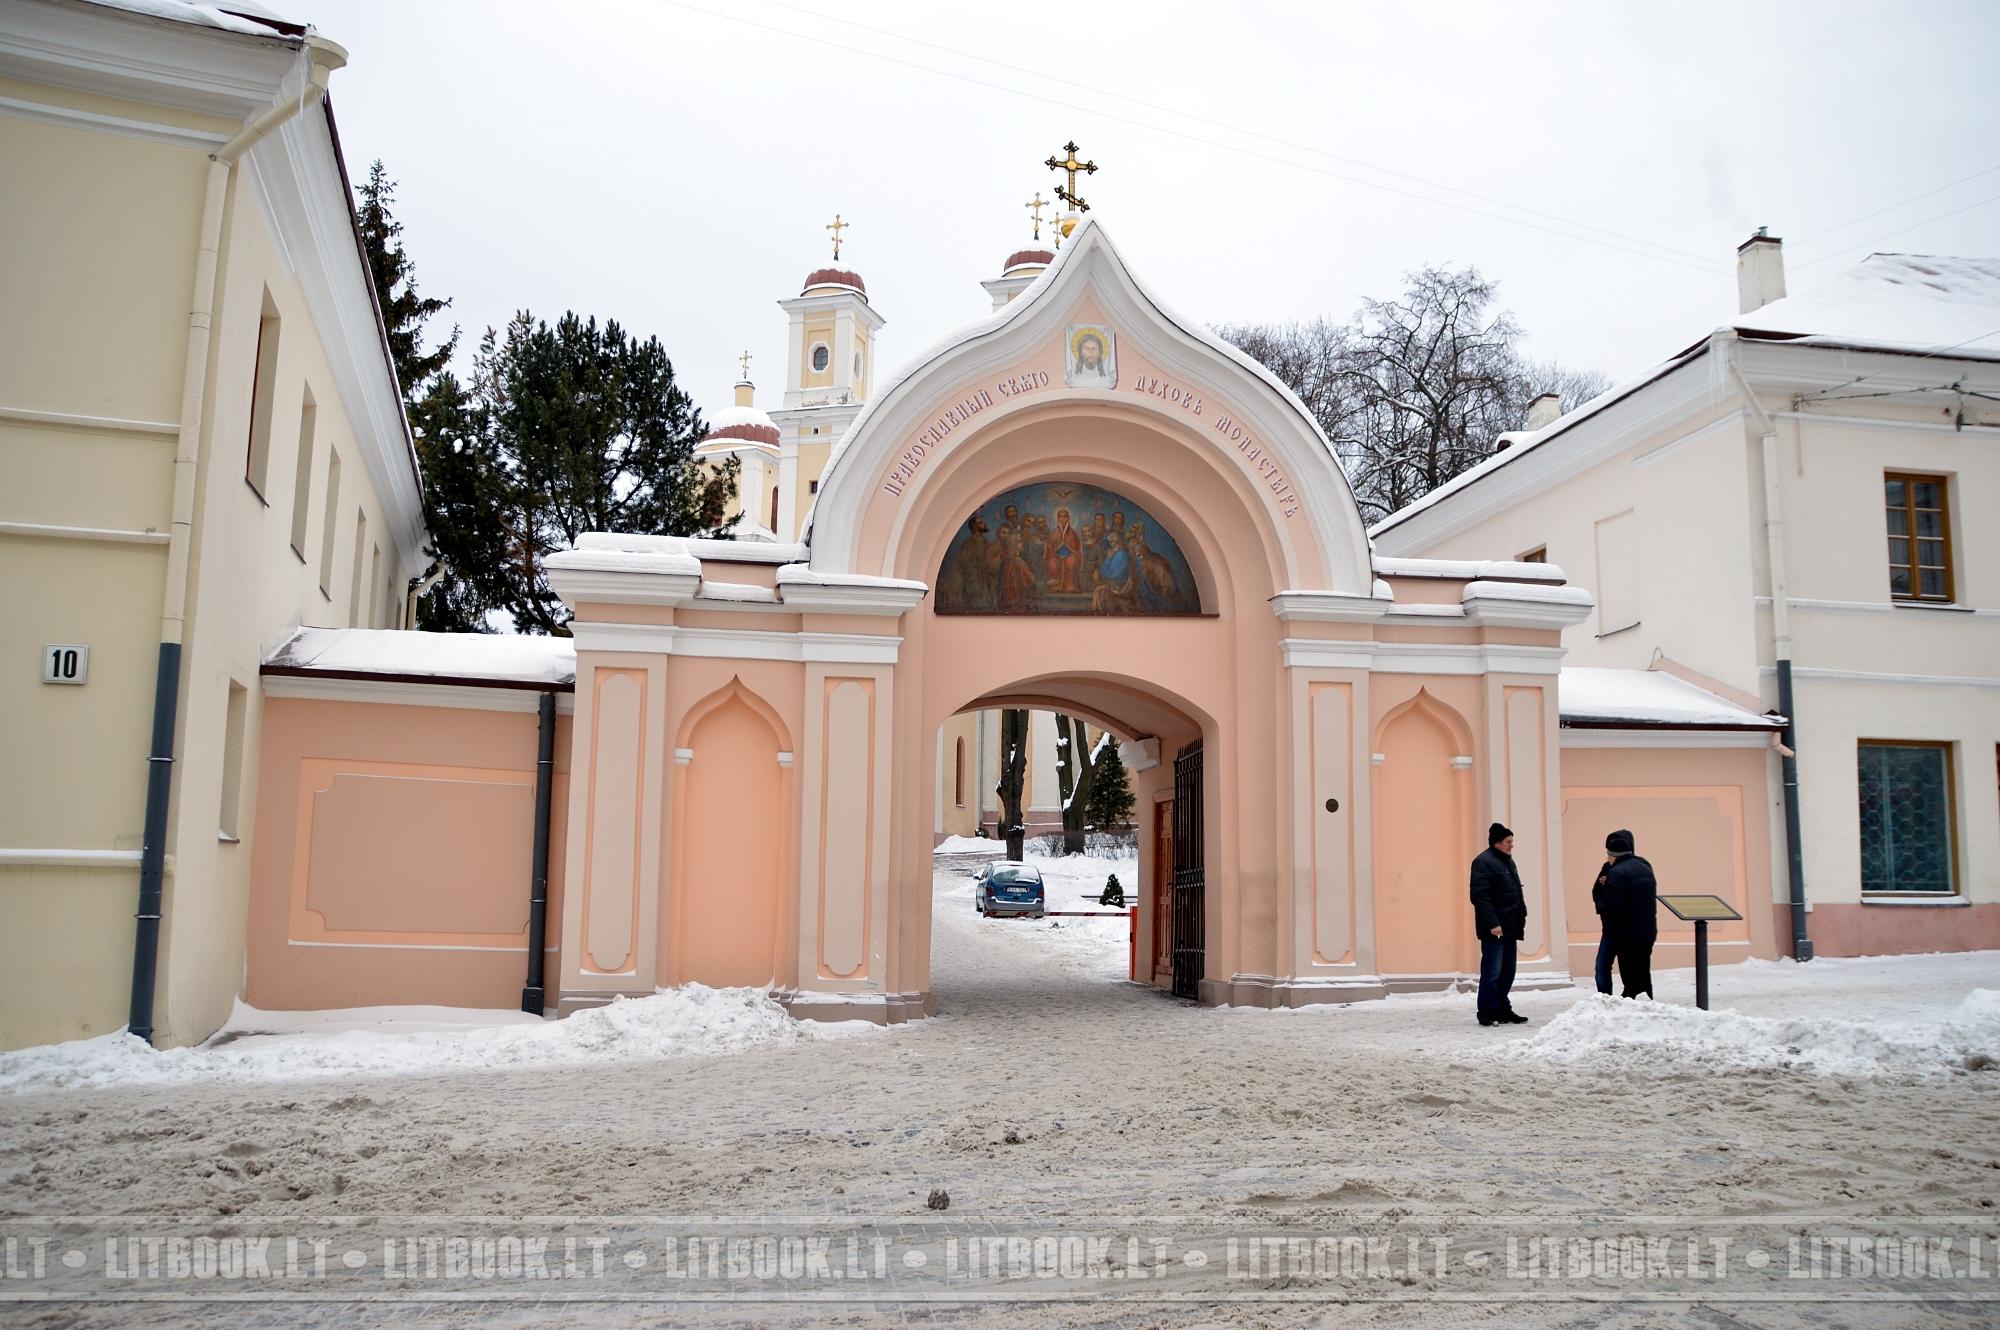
[1044,140,1096,213]
[737,349,753,380]
[825,213,850,260]
[1025,191,1049,240]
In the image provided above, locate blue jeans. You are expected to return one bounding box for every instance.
[1477,935,1517,1016]
[1594,931,1615,995]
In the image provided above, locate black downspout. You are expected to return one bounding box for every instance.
[1775,660,1813,961]
[522,690,557,1014]
[128,642,183,1044]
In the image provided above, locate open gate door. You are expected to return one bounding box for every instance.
[1170,739,1204,1001]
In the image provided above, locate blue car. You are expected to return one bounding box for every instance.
[974,862,1045,918]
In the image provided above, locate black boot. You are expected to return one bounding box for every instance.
[1501,1010,1529,1024]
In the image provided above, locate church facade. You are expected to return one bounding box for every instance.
[239,219,1790,1028]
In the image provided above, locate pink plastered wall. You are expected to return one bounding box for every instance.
[246,694,571,1012]
[1558,743,1778,971]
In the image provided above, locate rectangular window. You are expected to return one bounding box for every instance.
[367,545,381,627]
[244,294,281,499]
[1593,510,1640,635]
[1885,472,1953,602]
[348,511,368,627]
[219,679,248,841]
[317,450,342,597]
[289,388,316,559]
[1858,741,1956,893]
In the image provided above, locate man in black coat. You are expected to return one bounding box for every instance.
[1594,829,1658,999]
[1469,823,1528,1026]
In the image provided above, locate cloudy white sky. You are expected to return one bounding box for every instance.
[287,0,2000,422]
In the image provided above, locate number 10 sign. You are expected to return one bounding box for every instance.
[42,644,88,685]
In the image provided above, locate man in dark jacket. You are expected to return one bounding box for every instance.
[1469,823,1528,1026]
[1595,829,1658,999]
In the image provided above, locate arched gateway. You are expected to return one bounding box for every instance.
[542,222,1593,1020]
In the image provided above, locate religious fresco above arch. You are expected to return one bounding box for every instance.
[935,481,1200,616]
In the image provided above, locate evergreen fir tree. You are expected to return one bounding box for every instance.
[412,313,737,634]
[356,161,458,401]
[1086,742,1136,835]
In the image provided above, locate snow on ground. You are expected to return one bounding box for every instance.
[0,986,872,1095]
[937,851,1138,981]
[3,859,1999,1327]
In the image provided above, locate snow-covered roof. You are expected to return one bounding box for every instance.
[263,628,575,688]
[707,404,776,432]
[81,0,292,37]
[1559,668,1781,730]
[1733,253,2000,359]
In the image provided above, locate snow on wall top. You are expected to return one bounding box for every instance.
[573,532,809,565]
[265,628,575,686]
[1733,253,2000,359]
[1559,667,1780,730]
[82,0,292,37]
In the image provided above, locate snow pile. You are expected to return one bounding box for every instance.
[0,987,872,1095]
[935,834,1004,854]
[265,628,574,686]
[1509,989,2000,1078]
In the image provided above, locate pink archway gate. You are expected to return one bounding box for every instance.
[544,221,1592,1020]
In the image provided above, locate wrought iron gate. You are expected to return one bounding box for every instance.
[1170,740,1205,1001]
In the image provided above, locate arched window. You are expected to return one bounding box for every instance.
[954,737,966,807]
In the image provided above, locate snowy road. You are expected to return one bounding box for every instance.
[2,856,1998,1327]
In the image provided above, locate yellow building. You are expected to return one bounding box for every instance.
[0,0,426,1048]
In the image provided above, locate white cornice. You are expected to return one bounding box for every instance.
[1459,581,1595,630]
[1268,591,1389,624]
[1560,728,1773,749]
[0,0,295,121]
[0,90,226,148]
[546,565,702,610]
[1278,639,1565,676]
[261,673,573,713]
[566,621,901,664]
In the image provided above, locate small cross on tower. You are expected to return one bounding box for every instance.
[1044,140,1097,231]
[737,349,753,381]
[1025,191,1049,241]
[825,213,850,261]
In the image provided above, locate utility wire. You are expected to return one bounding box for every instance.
[1795,325,2000,402]
[1791,193,2000,270]
[751,0,1722,270]
[656,0,1731,276]
[1791,163,2000,246]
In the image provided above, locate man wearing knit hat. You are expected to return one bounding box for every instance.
[1468,822,1528,1026]
[1595,829,1659,999]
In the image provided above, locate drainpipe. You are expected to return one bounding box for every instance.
[129,37,350,1045]
[403,557,447,630]
[522,691,558,1015]
[1723,332,1813,962]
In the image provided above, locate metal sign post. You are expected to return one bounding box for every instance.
[1656,895,1744,1010]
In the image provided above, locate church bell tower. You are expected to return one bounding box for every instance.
[768,213,886,540]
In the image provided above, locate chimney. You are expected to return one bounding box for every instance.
[1525,392,1562,430]
[1737,227,1786,314]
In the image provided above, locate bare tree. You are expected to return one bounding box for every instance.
[1222,266,1608,525]
[996,709,1029,862]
